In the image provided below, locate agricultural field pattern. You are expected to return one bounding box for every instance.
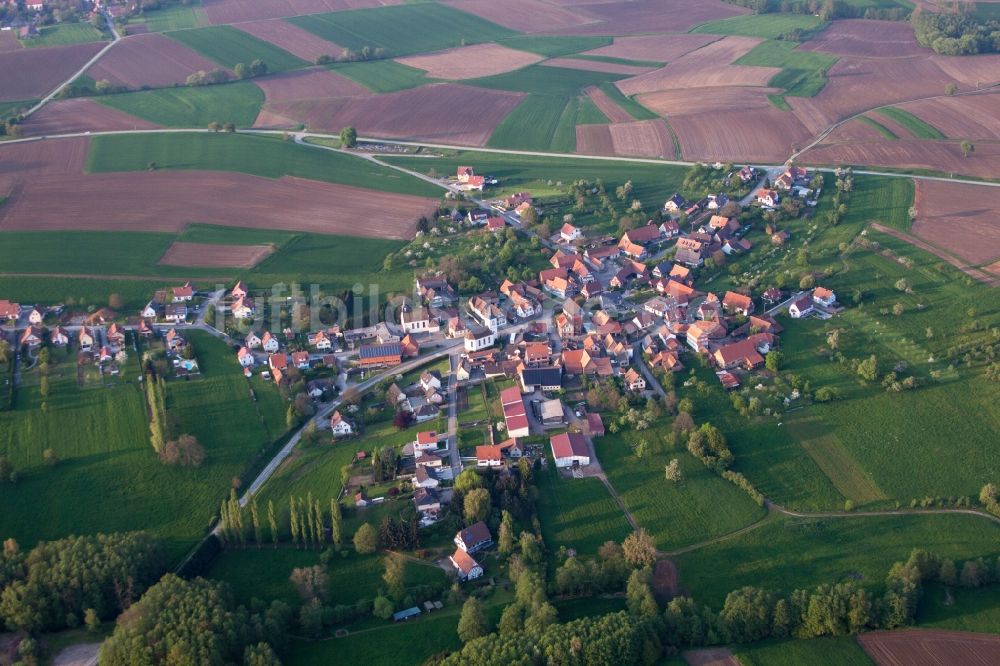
[0,0,999,665]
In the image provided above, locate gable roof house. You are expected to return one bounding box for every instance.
[713,339,765,371]
[560,223,583,243]
[308,330,332,350]
[330,411,354,437]
[722,291,754,317]
[812,287,836,307]
[449,548,484,581]
[686,320,726,352]
[414,466,440,489]
[20,326,43,347]
[468,295,507,333]
[165,304,188,323]
[171,282,194,302]
[455,521,493,554]
[664,193,687,212]
[50,326,69,347]
[0,300,19,322]
[789,295,814,319]
[624,367,646,391]
[78,327,96,351]
[757,189,780,207]
[261,331,280,353]
[231,296,255,319]
[231,280,249,300]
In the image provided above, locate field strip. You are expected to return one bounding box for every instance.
[0,270,233,280]
[870,223,1000,286]
[785,414,885,504]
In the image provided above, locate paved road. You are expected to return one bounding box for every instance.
[24,10,121,118]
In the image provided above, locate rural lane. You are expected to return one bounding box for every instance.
[23,9,122,119]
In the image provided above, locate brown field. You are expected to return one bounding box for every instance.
[581,33,720,63]
[543,57,654,76]
[0,30,22,52]
[233,19,340,63]
[682,648,739,666]
[0,137,89,195]
[584,85,633,123]
[158,242,275,268]
[577,119,675,158]
[542,0,747,35]
[802,139,1000,180]
[0,171,435,239]
[859,630,1000,666]
[608,119,674,158]
[20,98,160,137]
[911,179,1000,265]
[616,36,776,96]
[260,83,525,146]
[637,86,778,117]
[202,0,401,24]
[253,106,298,128]
[787,56,965,129]
[821,117,887,143]
[440,0,594,32]
[800,19,929,58]
[396,43,543,80]
[671,107,812,163]
[575,124,615,156]
[931,53,1000,87]
[902,93,1000,140]
[254,68,370,103]
[0,41,105,101]
[86,33,226,89]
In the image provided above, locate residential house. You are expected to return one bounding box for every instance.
[550,432,590,468]
[485,216,506,232]
[106,323,125,346]
[560,223,583,243]
[554,312,576,339]
[0,300,20,322]
[664,193,687,213]
[686,320,725,352]
[524,342,552,366]
[464,325,495,352]
[359,342,402,368]
[454,522,493,554]
[813,287,836,307]
[261,331,280,353]
[449,548,484,581]
[659,218,680,238]
[706,193,731,211]
[163,303,186,323]
[268,353,288,375]
[330,411,354,437]
[413,403,440,423]
[245,331,262,349]
[307,331,333,351]
[623,367,646,391]
[355,491,371,508]
[400,305,436,333]
[165,328,185,352]
[713,339,765,370]
[237,347,255,368]
[414,466,440,489]
[674,238,704,268]
[669,264,693,285]
[762,288,783,305]
[20,326,43,347]
[723,238,753,255]
[757,189,780,207]
[508,290,537,319]
[141,301,159,319]
[397,333,417,358]
[789,295,814,319]
[584,245,620,269]
[98,346,113,363]
[231,296,255,319]
[413,487,442,514]
[738,165,757,183]
[722,291,754,317]
[171,282,194,302]
[505,192,532,209]
[414,430,441,452]
[476,445,505,467]
[291,351,310,370]
[447,317,467,339]
[466,208,490,225]
[78,327,96,351]
[25,306,44,325]
[468,296,506,333]
[231,280,249,300]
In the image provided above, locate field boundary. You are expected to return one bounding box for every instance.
[870,223,1000,287]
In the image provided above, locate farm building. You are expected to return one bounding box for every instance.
[500,386,531,439]
[449,548,484,581]
[550,432,590,468]
[454,521,493,554]
[359,342,402,368]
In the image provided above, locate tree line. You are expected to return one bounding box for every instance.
[913,9,1000,55]
[721,0,910,21]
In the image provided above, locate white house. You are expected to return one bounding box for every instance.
[261,332,280,353]
[468,296,506,333]
[464,326,495,352]
[237,347,255,367]
[164,304,187,323]
[245,331,262,349]
[454,521,492,554]
[560,223,583,243]
[172,282,194,302]
[419,372,442,393]
[231,296,255,320]
[414,430,441,452]
[449,548,484,581]
[789,295,814,319]
[550,432,591,468]
[413,466,440,489]
[812,287,836,307]
[141,301,159,319]
[400,305,438,333]
[330,411,353,438]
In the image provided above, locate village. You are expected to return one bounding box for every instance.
[0,160,840,588]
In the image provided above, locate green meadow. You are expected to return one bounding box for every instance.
[691,13,826,39]
[96,82,264,128]
[23,22,106,47]
[166,25,308,72]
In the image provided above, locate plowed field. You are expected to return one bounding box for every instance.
[158,241,275,267]
[397,43,543,80]
[202,0,402,24]
[86,33,224,88]
[911,180,1000,265]
[859,630,1000,666]
[441,0,593,32]
[20,98,160,136]
[233,19,340,63]
[582,34,719,63]
[0,41,105,101]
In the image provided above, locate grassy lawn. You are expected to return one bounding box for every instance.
[917,583,1000,633]
[734,636,873,665]
[858,115,899,140]
[166,25,308,72]
[875,107,946,139]
[286,4,515,58]
[676,513,1000,607]
[131,1,208,32]
[0,332,289,562]
[735,40,838,98]
[691,13,825,39]
[599,426,767,550]
[329,60,434,93]
[96,82,264,128]
[23,22,106,47]
[205,547,448,607]
[498,35,612,58]
[536,458,632,556]
[84,132,443,197]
